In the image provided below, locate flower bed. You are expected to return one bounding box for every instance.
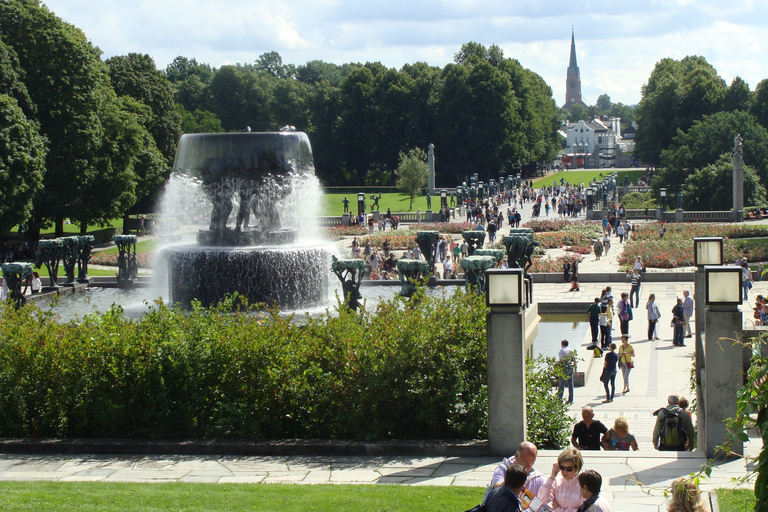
[620,222,768,268]
[322,225,368,240]
[411,222,476,234]
[90,251,155,268]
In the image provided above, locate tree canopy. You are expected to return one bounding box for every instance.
[395,148,428,210]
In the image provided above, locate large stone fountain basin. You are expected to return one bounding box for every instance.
[162,242,334,310]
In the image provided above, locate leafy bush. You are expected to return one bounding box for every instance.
[0,291,486,440]
[526,356,573,449]
[0,290,572,448]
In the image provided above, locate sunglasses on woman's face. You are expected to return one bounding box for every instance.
[559,465,575,472]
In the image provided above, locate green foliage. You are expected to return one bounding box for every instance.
[721,334,768,512]
[620,191,655,209]
[0,482,481,512]
[179,107,224,133]
[635,56,729,164]
[657,110,768,197]
[681,154,766,210]
[526,356,573,449]
[106,53,181,168]
[395,148,429,210]
[0,290,489,440]
[0,93,46,234]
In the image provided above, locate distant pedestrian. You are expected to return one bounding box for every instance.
[659,222,666,239]
[671,298,685,347]
[593,239,603,260]
[646,293,661,341]
[601,343,618,403]
[557,340,575,404]
[618,335,635,394]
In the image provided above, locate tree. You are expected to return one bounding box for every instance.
[255,51,295,79]
[395,148,428,210]
[752,79,768,131]
[595,94,612,112]
[0,0,112,236]
[165,56,213,84]
[681,154,766,210]
[438,58,522,182]
[657,110,768,194]
[635,56,728,164]
[106,53,181,168]
[0,94,46,234]
[178,107,224,133]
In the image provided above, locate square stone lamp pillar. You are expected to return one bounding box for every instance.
[485,268,527,455]
[702,264,744,457]
[692,237,724,439]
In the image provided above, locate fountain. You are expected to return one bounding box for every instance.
[2,262,33,308]
[330,256,365,310]
[159,131,334,309]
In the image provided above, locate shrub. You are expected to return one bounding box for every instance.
[0,291,572,449]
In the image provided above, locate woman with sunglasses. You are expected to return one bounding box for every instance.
[536,447,585,512]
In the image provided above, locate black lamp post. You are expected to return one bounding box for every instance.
[357,192,365,215]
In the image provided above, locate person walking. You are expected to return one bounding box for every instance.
[671,298,685,347]
[557,340,575,404]
[681,290,694,338]
[616,292,631,336]
[587,298,601,347]
[618,335,635,393]
[646,293,661,341]
[593,239,603,261]
[601,343,618,403]
[628,268,642,308]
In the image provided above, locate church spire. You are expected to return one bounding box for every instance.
[569,27,578,70]
[563,27,587,111]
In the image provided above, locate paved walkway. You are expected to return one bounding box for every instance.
[3,194,764,511]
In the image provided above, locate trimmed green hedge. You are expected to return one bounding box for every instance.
[0,290,488,440]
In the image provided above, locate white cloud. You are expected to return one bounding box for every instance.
[37,0,768,105]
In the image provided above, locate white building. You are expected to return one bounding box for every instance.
[561,117,622,155]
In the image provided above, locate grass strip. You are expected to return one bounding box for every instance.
[0,481,481,512]
[715,488,755,512]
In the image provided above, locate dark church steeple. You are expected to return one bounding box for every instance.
[563,28,587,111]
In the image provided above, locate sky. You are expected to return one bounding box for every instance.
[39,0,768,107]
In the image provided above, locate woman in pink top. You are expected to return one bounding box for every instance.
[536,447,585,512]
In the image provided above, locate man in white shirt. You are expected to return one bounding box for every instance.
[483,441,545,504]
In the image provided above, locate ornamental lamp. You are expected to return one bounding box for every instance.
[485,268,524,309]
[693,238,723,267]
[704,265,742,306]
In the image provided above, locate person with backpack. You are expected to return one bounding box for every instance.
[652,394,695,451]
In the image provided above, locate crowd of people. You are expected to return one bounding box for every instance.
[476,440,705,511]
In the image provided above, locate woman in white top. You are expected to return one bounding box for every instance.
[31,271,42,294]
[646,293,661,341]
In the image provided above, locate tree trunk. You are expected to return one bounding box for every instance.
[55,217,64,237]
[123,211,131,235]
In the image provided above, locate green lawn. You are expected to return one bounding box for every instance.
[322,192,452,217]
[33,266,117,278]
[533,169,647,188]
[715,488,756,512]
[0,482,480,512]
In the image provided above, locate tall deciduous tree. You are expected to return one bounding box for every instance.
[0,0,111,236]
[395,148,428,210]
[106,53,181,167]
[0,94,46,234]
[438,57,522,182]
[682,154,765,210]
[635,56,728,164]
